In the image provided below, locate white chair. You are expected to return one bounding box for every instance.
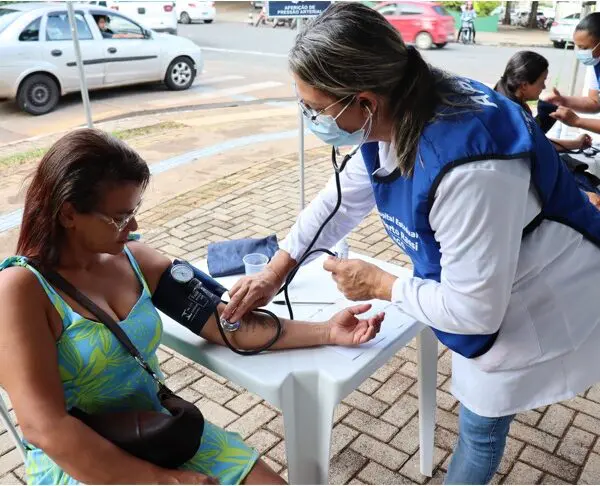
[0,391,26,461]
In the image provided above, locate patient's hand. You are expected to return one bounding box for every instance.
[577,134,593,149]
[327,303,384,346]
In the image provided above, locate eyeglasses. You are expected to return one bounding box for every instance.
[297,93,355,125]
[92,201,142,232]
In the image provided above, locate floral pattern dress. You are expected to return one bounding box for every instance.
[0,248,259,485]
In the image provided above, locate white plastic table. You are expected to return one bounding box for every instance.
[570,151,600,179]
[159,252,438,485]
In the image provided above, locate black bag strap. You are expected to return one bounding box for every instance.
[34,265,165,388]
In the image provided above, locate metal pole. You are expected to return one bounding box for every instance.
[298,16,305,211]
[67,1,93,128]
[567,3,590,98]
[559,2,588,139]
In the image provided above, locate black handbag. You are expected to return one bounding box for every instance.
[37,266,205,469]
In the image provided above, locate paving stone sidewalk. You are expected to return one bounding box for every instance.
[1,147,600,484]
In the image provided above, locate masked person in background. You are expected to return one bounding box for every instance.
[225,3,600,484]
[545,12,600,132]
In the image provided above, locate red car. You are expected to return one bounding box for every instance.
[375,1,456,50]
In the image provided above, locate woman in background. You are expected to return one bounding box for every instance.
[495,50,600,207]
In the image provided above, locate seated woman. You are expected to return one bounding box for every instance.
[494,51,591,152]
[0,129,384,485]
[495,50,600,208]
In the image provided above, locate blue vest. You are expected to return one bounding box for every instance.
[594,63,600,88]
[361,78,600,358]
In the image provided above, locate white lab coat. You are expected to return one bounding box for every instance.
[281,142,600,417]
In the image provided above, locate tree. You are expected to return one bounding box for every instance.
[444,1,464,12]
[441,1,500,16]
[475,1,500,16]
[527,1,539,29]
[503,1,512,25]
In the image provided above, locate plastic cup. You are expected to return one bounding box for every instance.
[243,253,269,275]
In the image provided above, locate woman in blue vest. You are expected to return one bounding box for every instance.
[224,3,600,484]
[545,12,600,131]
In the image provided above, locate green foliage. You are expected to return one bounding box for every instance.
[444,1,464,11]
[475,1,501,16]
[444,1,501,17]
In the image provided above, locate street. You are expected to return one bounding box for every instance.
[181,19,583,87]
[0,18,588,144]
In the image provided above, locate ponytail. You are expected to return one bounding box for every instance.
[389,47,440,176]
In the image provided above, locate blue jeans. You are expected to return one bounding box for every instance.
[445,404,515,484]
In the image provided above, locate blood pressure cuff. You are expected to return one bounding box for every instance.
[152,261,227,336]
[536,99,559,134]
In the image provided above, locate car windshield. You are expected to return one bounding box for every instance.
[0,10,20,34]
[433,6,450,16]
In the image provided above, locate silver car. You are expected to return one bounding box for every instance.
[549,13,580,49]
[0,2,203,115]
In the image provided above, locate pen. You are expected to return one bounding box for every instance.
[273,300,335,305]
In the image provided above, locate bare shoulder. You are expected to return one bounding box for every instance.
[126,241,172,293]
[0,265,46,302]
[0,265,50,332]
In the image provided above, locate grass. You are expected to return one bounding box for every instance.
[111,121,186,140]
[0,121,187,170]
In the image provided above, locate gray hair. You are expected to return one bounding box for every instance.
[289,2,446,176]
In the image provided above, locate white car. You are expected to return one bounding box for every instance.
[176,1,216,24]
[549,13,580,49]
[0,3,203,115]
[103,1,178,35]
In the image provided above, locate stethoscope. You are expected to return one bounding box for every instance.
[554,141,600,157]
[195,106,371,355]
[179,144,357,356]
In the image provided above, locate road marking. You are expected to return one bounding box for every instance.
[0,129,302,233]
[151,81,285,107]
[196,74,246,85]
[151,129,299,174]
[230,94,295,108]
[0,208,23,233]
[200,47,288,58]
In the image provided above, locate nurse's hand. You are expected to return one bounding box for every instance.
[223,267,282,323]
[323,256,397,302]
[542,87,565,106]
[550,106,580,127]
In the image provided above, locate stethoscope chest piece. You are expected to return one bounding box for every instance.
[220,317,241,332]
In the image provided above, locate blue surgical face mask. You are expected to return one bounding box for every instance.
[300,95,372,148]
[577,41,600,66]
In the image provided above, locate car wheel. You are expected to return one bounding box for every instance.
[553,40,566,49]
[203,19,213,23]
[180,11,191,24]
[165,56,196,90]
[17,73,60,116]
[435,42,447,48]
[415,32,433,50]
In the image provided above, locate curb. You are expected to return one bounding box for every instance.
[479,42,553,48]
[0,96,296,152]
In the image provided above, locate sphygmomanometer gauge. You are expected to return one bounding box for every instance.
[171,264,194,284]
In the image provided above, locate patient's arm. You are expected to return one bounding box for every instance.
[128,241,384,350]
[199,302,383,349]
